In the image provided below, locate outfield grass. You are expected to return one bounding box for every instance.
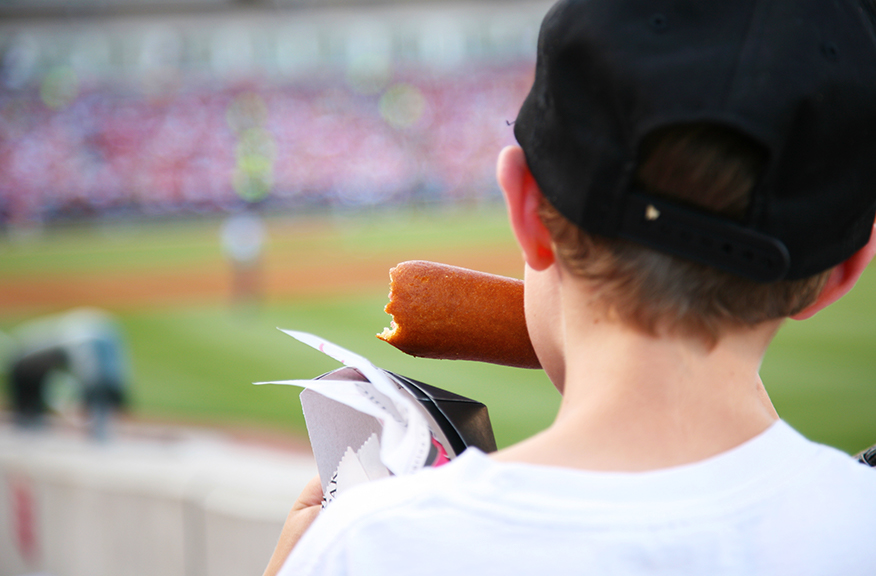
[0,205,519,280]
[117,296,558,449]
[761,263,876,454]
[0,206,558,449]
[2,207,875,454]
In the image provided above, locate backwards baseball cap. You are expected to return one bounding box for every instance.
[515,0,876,282]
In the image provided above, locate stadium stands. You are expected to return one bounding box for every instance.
[0,2,547,226]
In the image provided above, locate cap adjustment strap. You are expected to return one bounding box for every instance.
[618,191,791,283]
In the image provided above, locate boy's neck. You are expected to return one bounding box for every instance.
[496,285,781,472]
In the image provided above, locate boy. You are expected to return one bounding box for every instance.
[266,0,876,573]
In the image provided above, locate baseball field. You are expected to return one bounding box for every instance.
[1,204,875,454]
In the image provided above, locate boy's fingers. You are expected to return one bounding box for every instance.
[262,476,324,576]
[292,474,324,511]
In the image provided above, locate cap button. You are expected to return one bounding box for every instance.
[821,42,839,62]
[650,14,668,32]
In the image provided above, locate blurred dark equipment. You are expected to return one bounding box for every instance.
[4,308,129,440]
[8,346,68,424]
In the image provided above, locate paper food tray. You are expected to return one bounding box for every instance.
[256,330,496,504]
[302,366,496,495]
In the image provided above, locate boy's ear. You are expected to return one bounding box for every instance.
[792,221,876,320]
[497,146,555,271]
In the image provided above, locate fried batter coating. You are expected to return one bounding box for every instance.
[377,260,541,369]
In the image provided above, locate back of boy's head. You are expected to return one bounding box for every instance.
[514,0,876,341]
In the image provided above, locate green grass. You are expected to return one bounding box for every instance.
[0,206,556,449]
[117,296,558,449]
[116,275,876,454]
[0,204,517,279]
[761,262,876,454]
[0,219,227,277]
[2,207,876,454]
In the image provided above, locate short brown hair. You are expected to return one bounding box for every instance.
[539,123,832,343]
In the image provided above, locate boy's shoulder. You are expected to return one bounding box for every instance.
[304,421,876,528]
[285,424,876,575]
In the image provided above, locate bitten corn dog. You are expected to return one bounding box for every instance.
[377,260,541,369]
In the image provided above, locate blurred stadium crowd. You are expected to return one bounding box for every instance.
[0,3,545,228]
[0,66,532,225]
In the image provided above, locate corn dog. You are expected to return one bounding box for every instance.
[377,260,541,369]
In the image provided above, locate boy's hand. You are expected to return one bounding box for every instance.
[262,475,323,576]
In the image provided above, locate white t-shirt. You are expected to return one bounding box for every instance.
[280,421,876,575]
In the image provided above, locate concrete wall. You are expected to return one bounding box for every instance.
[0,423,317,576]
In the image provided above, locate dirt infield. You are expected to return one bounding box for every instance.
[0,245,524,312]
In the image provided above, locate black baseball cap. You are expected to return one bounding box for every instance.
[515,0,876,282]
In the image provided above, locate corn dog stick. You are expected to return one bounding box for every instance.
[377,260,541,369]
